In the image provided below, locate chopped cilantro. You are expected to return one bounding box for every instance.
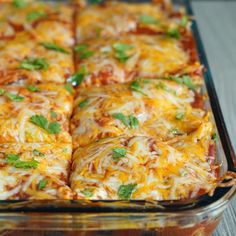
[38,179,48,190]
[113,43,134,63]
[112,113,139,129]
[19,58,48,71]
[75,44,94,60]
[79,99,89,108]
[5,92,24,102]
[82,188,94,197]
[30,115,61,134]
[139,14,160,25]
[41,42,69,54]
[67,65,87,86]
[13,0,27,8]
[118,183,137,200]
[0,89,5,95]
[27,11,47,22]
[212,133,217,141]
[26,85,40,92]
[167,28,180,39]
[50,111,57,118]
[6,154,39,169]
[64,83,74,94]
[112,147,126,161]
[180,16,188,27]
[176,112,185,120]
[129,80,146,95]
[33,149,45,157]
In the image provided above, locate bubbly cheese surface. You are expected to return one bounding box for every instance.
[75,35,197,87]
[71,79,205,148]
[0,143,73,200]
[70,124,217,200]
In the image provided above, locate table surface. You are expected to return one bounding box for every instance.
[192,0,236,235]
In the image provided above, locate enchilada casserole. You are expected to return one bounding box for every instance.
[0,0,220,201]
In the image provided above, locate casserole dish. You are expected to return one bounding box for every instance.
[0,0,235,235]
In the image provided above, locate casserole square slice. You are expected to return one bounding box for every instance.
[71,78,205,148]
[0,143,73,200]
[74,35,201,87]
[0,84,73,143]
[70,123,218,200]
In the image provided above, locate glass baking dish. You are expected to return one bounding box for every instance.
[0,0,235,235]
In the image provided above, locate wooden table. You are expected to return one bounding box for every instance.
[192,0,236,235]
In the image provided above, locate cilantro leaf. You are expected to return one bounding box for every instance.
[82,188,94,197]
[89,0,103,4]
[38,179,48,190]
[129,80,146,95]
[47,121,61,134]
[0,89,5,95]
[176,112,185,120]
[5,92,24,102]
[26,84,40,92]
[14,159,39,169]
[212,133,217,141]
[6,153,39,169]
[50,111,57,118]
[33,149,45,157]
[19,58,48,71]
[182,75,197,90]
[139,15,160,25]
[112,113,139,129]
[180,16,188,27]
[112,147,126,161]
[79,99,89,108]
[113,43,134,63]
[64,83,74,94]
[30,115,61,134]
[128,115,139,129]
[26,11,47,22]
[67,65,87,86]
[167,28,180,39]
[41,42,69,54]
[13,0,27,8]
[112,113,129,127]
[6,154,20,163]
[75,44,94,60]
[118,183,137,200]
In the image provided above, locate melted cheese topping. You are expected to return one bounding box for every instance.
[0,32,74,85]
[76,35,192,87]
[71,79,205,148]
[76,1,182,42]
[0,84,72,143]
[0,143,73,200]
[70,123,217,200]
[0,1,74,46]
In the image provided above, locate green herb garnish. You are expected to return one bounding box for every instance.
[75,44,95,60]
[212,133,217,141]
[112,113,139,129]
[27,11,47,22]
[167,28,180,39]
[118,183,137,200]
[82,188,94,197]
[64,83,74,94]
[180,16,188,27]
[129,80,146,95]
[26,85,40,92]
[19,58,48,71]
[13,0,27,8]
[112,147,126,161]
[41,42,69,54]
[5,92,24,102]
[38,179,48,190]
[176,112,185,120]
[67,65,87,86]
[139,14,160,25]
[50,110,57,118]
[33,149,45,157]
[113,43,134,63]
[0,89,5,95]
[79,99,89,108]
[30,115,61,134]
[6,154,39,169]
